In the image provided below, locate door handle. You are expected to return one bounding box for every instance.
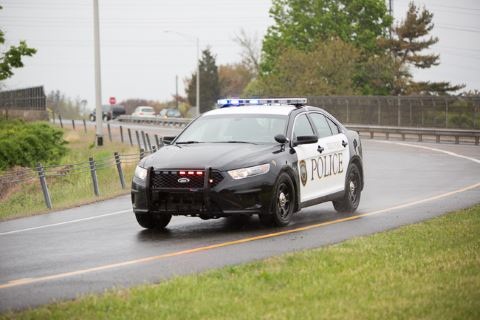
[317,146,324,153]
[342,140,348,147]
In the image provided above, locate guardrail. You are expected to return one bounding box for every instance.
[114,115,479,146]
[117,115,191,127]
[347,124,480,145]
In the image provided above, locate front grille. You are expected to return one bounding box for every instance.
[151,170,223,189]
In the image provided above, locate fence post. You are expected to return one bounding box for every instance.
[114,152,126,189]
[107,123,112,142]
[445,98,449,128]
[89,157,100,196]
[146,133,152,151]
[155,134,160,149]
[376,98,381,125]
[128,128,133,146]
[36,163,52,209]
[71,119,76,130]
[397,96,401,127]
[345,98,350,123]
[140,148,145,160]
[83,119,87,134]
[58,114,63,128]
[135,130,141,147]
[141,131,147,150]
[120,125,124,143]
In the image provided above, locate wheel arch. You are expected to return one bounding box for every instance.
[278,165,301,213]
[349,155,364,191]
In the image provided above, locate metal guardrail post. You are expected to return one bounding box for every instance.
[71,119,76,130]
[83,119,87,134]
[120,125,124,143]
[140,148,145,160]
[146,133,152,151]
[89,157,100,196]
[155,134,160,149]
[135,130,141,147]
[36,163,52,209]
[141,131,147,150]
[58,114,63,128]
[107,123,112,142]
[114,152,126,189]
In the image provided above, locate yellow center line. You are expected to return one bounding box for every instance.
[1,181,479,291]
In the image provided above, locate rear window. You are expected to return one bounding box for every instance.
[141,107,154,112]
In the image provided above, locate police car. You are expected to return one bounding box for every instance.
[131,98,364,229]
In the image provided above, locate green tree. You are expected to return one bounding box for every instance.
[245,38,394,97]
[379,2,464,95]
[186,48,220,113]
[0,6,36,81]
[218,63,254,98]
[261,0,392,74]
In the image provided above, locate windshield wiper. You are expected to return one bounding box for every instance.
[175,141,201,144]
[213,141,257,144]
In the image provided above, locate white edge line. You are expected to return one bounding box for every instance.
[0,209,131,236]
[372,140,480,164]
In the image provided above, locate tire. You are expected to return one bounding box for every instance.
[333,163,362,214]
[260,173,295,227]
[135,213,172,230]
[89,114,95,122]
[102,115,108,122]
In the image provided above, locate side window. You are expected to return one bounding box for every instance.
[309,113,332,138]
[326,117,340,135]
[293,114,315,138]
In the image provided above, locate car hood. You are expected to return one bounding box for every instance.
[141,143,280,171]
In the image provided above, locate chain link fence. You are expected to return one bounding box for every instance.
[308,96,480,129]
[0,86,48,120]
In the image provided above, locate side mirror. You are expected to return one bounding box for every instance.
[162,136,176,145]
[274,134,288,144]
[293,135,318,146]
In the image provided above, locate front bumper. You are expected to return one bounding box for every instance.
[131,168,276,218]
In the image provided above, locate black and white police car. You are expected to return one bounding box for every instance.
[131,98,363,229]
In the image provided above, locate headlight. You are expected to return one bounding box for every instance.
[228,163,270,180]
[134,166,147,180]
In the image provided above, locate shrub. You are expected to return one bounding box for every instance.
[0,120,67,171]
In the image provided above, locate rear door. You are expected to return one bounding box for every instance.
[308,112,350,198]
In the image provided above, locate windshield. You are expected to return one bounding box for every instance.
[175,114,287,144]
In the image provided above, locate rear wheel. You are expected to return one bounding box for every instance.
[333,163,362,213]
[260,173,295,227]
[135,213,172,229]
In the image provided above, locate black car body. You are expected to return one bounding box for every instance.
[131,98,364,229]
[89,104,126,121]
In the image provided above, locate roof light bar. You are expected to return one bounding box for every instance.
[217,98,307,108]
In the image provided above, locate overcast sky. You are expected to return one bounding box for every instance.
[1,0,479,110]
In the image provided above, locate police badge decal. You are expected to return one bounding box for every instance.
[299,160,307,186]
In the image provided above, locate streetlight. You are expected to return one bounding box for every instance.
[93,0,103,146]
[164,30,200,117]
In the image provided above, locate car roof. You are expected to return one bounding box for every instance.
[203,105,296,117]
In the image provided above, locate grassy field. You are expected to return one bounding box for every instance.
[0,127,138,221]
[3,205,479,319]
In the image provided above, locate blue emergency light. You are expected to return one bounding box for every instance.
[217,98,307,108]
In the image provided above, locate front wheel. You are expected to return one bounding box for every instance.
[260,173,295,227]
[333,163,362,213]
[135,213,172,230]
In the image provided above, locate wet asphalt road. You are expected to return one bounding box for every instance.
[0,139,479,312]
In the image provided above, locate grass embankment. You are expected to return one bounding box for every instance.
[0,127,138,221]
[4,205,480,319]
